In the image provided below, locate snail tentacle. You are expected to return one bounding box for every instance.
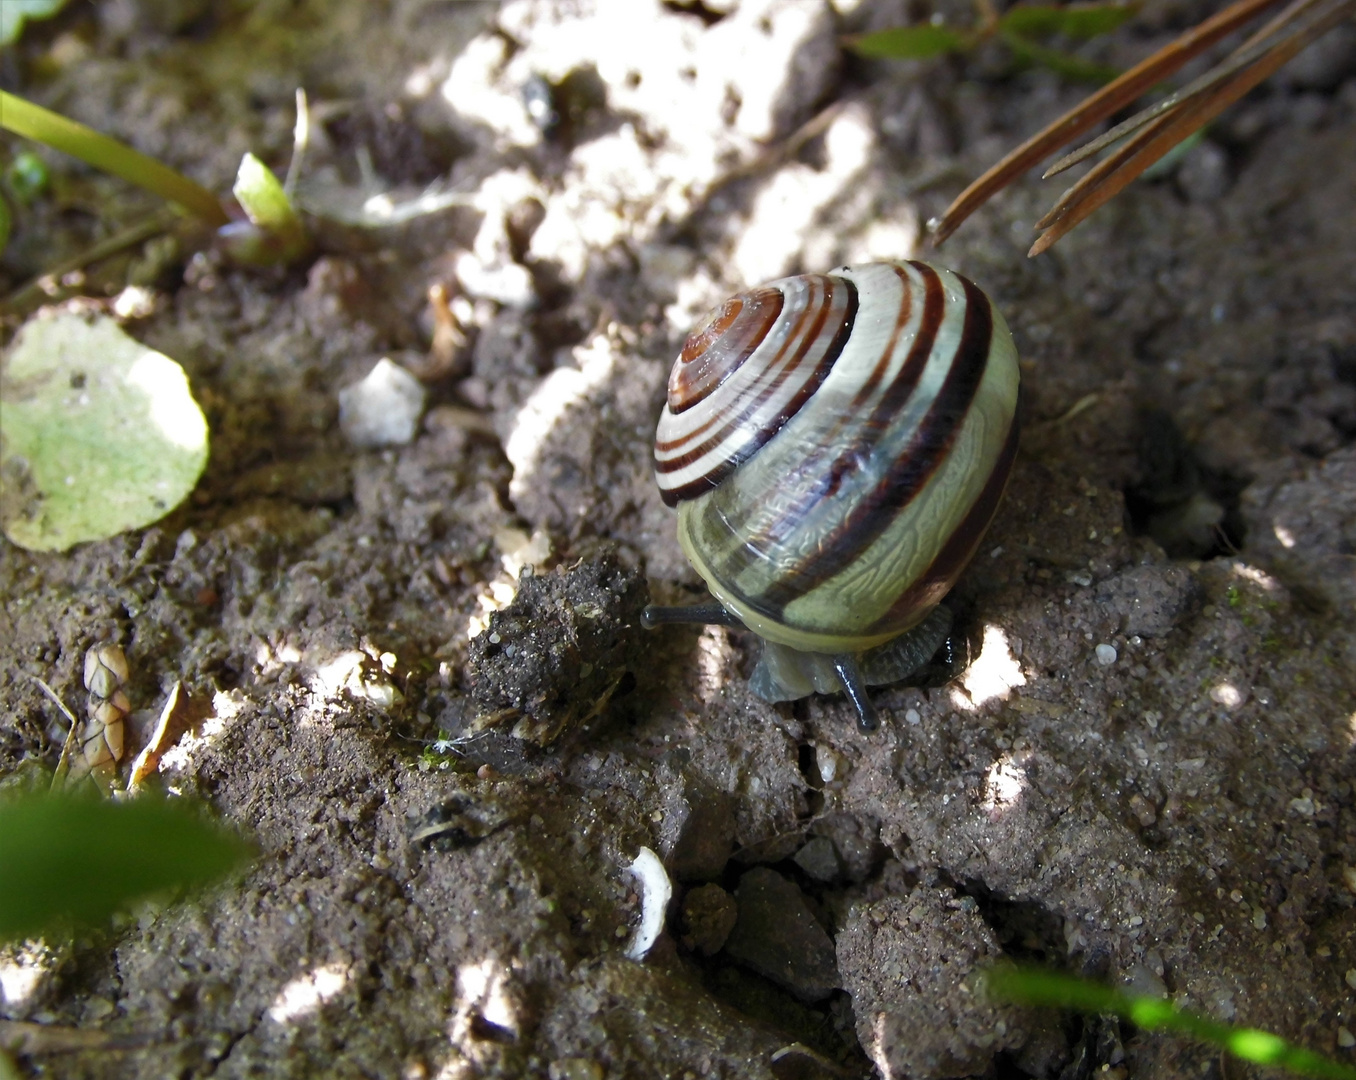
[831,654,879,733]
[640,601,743,630]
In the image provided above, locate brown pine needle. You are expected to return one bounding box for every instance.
[1028,0,1349,254]
[1043,0,1344,177]
[930,0,1289,245]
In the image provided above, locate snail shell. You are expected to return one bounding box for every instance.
[647,261,1020,728]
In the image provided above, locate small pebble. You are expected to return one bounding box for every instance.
[1252,910,1267,930]
[338,358,427,448]
[1338,1027,1355,1049]
[1346,969,1356,990]
[1094,643,1118,666]
[904,708,921,725]
[548,1059,604,1080]
[1341,865,1356,895]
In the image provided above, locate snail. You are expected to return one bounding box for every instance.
[642,261,1020,733]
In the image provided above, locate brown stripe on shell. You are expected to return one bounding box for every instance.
[656,276,836,456]
[860,412,1019,636]
[710,263,934,564]
[655,276,858,505]
[656,277,829,462]
[751,269,996,616]
[667,288,783,415]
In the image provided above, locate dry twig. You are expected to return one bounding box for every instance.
[931,0,1356,253]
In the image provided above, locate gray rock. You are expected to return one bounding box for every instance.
[808,813,880,883]
[725,868,839,1003]
[1094,564,1202,638]
[682,883,738,957]
[792,837,842,883]
[837,890,1030,1079]
[657,776,737,882]
[1275,24,1356,90]
[1241,447,1356,615]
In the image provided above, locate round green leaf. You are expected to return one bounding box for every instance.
[0,311,209,551]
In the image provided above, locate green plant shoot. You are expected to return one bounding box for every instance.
[985,968,1356,1080]
[220,152,309,264]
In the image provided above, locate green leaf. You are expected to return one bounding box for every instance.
[1001,28,1121,84]
[0,311,210,552]
[0,794,253,941]
[0,0,70,46]
[999,2,1139,40]
[844,24,970,60]
[226,153,308,265]
[233,153,299,233]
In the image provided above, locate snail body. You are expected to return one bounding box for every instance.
[644,261,1020,731]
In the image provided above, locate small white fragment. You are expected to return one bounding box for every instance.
[1210,682,1243,709]
[338,358,427,448]
[1338,1026,1355,1049]
[1345,969,1356,991]
[1342,865,1356,895]
[1289,796,1315,817]
[816,746,842,784]
[624,846,672,961]
[1095,643,1118,666]
[904,708,921,725]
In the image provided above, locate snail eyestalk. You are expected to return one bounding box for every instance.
[641,601,743,630]
[832,655,879,733]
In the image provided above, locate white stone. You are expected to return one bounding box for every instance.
[625,846,672,960]
[338,359,427,448]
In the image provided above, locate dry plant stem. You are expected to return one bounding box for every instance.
[0,208,179,318]
[930,0,1288,244]
[1045,0,1348,176]
[30,676,79,790]
[1029,0,1353,254]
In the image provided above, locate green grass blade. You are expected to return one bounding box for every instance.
[986,968,1356,1080]
[1000,1,1140,39]
[844,24,970,59]
[0,91,228,226]
[0,793,253,941]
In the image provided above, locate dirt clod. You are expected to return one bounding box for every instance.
[467,551,648,745]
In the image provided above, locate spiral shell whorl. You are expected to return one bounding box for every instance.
[654,261,1020,655]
